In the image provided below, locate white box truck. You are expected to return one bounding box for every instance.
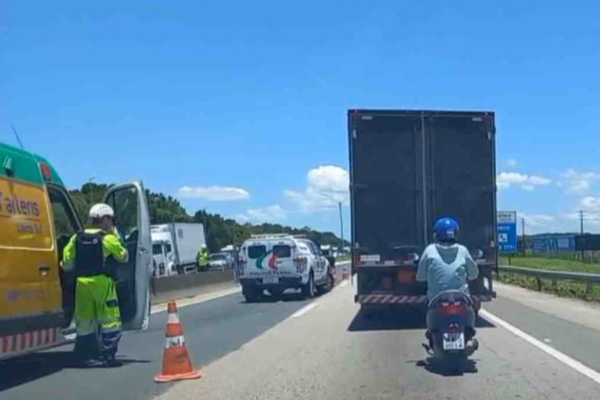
[151,223,207,276]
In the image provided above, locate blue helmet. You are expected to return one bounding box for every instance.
[433,217,459,242]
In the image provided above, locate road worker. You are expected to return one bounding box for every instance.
[62,203,129,367]
[197,245,209,272]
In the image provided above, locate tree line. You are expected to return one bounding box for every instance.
[70,182,348,253]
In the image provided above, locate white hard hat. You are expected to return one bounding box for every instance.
[89,203,114,219]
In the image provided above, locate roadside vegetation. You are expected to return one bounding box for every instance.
[71,182,347,253]
[497,254,600,302]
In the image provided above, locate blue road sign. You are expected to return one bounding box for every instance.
[498,211,517,253]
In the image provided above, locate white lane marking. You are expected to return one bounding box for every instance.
[544,338,552,343]
[339,280,349,288]
[480,309,600,386]
[151,287,242,315]
[292,302,319,318]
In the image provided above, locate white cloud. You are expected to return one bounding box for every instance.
[582,196,600,211]
[284,165,349,212]
[496,172,552,191]
[178,186,250,201]
[560,169,600,193]
[234,205,287,224]
[507,159,518,167]
[518,212,556,233]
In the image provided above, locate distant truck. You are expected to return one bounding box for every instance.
[151,223,206,276]
[348,109,497,314]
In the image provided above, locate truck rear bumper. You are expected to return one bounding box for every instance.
[355,293,494,304]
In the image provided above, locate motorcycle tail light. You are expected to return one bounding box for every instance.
[440,302,464,315]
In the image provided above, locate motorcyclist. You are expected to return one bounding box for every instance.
[416,217,479,346]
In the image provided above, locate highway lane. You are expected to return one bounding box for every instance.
[0,265,345,400]
[154,282,600,400]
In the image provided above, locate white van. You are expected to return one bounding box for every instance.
[238,234,333,302]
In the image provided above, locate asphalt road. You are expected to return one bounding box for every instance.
[3,265,600,400]
[0,264,346,400]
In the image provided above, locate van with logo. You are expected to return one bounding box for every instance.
[0,142,152,361]
[237,234,333,302]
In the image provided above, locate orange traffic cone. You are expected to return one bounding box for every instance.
[154,302,202,383]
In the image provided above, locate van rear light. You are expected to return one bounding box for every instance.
[294,257,307,273]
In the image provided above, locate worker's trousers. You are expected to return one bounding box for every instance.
[73,275,122,360]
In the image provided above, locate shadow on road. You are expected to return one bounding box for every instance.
[415,358,479,376]
[0,351,150,393]
[348,308,496,332]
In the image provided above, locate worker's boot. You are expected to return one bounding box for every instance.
[102,354,122,368]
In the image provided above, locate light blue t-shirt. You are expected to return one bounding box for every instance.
[416,243,479,301]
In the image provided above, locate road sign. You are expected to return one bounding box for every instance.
[498,211,517,253]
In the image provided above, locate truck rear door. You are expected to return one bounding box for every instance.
[349,111,428,303]
[349,111,426,261]
[104,181,152,330]
[426,113,497,300]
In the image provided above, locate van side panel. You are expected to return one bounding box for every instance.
[0,177,62,321]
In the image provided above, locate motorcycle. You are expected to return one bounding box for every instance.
[423,290,479,359]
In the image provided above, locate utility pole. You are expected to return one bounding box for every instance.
[316,191,345,254]
[579,210,585,262]
[338,201,344,253]
[521,218,526,256]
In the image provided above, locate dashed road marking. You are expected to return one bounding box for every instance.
[292,302,319,318]
[481,309,600,386]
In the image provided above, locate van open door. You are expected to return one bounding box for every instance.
[104,181,152,330]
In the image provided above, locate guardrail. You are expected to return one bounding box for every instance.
[497,265,600,294]
[150,270,236,304]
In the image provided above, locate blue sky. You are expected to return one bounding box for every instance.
[2,0,599,236]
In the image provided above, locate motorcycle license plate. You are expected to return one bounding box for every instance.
[443,332,465,350]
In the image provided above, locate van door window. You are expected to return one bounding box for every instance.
[272,245,291,258]
[47,185,81,261]
[248,245,267,259]
[106,186,139,243]
[47,185,82,325]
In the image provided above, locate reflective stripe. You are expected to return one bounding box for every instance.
[167,313,180,324]
[0,328,62,359]
[165,335,185,348]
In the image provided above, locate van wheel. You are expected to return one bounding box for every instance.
[302,273,315,299]
[243,287,262,303]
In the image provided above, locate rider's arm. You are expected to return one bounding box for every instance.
[416,247,430,282]
[464,249,479,281]
[103,233,129,263]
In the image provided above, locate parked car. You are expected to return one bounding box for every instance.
[208,252,233,270]
[237,234,334,302]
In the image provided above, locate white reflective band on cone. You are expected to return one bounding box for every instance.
[167,313,181,324]
[165,336,185,348]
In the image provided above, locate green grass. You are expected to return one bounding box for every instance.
[499,256,600,273]
[497,255,600,302]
